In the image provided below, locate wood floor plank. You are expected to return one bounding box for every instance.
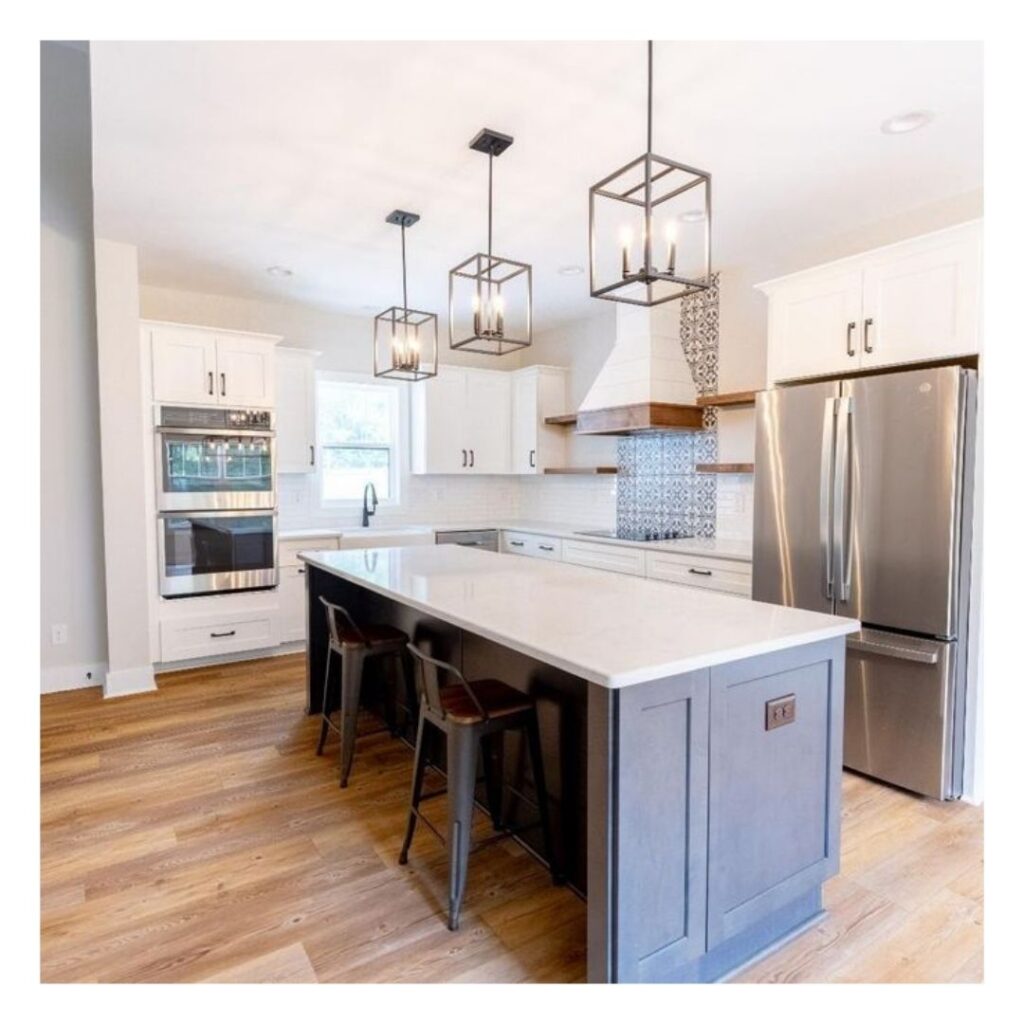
[41,654,983,984]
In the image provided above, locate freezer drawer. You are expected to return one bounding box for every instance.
[843,629,961,799]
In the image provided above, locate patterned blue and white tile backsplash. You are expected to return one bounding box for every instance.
[616,273,720,539]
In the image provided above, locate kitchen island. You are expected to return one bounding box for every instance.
[300,544,858,984]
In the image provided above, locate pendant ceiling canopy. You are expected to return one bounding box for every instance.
[372,209,438,381]
[589,41,712,307]
[449,128,532,356]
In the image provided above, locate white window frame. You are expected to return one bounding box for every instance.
[315,371,405,509]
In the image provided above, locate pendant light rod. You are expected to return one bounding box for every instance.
[400,220,408,313]
[646,39,653,154]
[487,148,494,261]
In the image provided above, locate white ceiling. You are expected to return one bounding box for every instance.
[89,41,982,327]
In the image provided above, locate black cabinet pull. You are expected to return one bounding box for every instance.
[539,545,555,552]
[309,444,315,466]
[207,371,214,395]
[529,449,536,468]
[297,568,306,575]
[510,541,525,547]
[461,449,467,468]
[220,372,226,396]
[210,629,237,638]
[469,449,475,468]
[688,568,713,576]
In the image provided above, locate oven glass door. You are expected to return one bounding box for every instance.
[160,512,277,597]
[157,431,274,510]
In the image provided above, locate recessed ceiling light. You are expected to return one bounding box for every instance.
[880,110,934,135]
[558,264,584,276]
[681,209,706,223]
[266,265,293,277]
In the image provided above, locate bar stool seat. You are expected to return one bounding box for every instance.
[316,597,413,788]
[439,678,533,724]
[399,642,560,931]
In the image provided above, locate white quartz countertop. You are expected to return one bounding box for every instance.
[299,545,856,688]
[281,519,752,563]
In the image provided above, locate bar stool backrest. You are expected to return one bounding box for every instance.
[319,596,369,647]
[406,643,488,722]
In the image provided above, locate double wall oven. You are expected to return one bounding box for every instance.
[155,405,278,597]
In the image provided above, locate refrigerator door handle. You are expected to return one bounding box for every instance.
[835,394,853,603]
[819,397,837,600]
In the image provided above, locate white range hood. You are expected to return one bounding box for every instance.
[575,300,703,435]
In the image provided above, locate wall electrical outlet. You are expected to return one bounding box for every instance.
[765,694,796,731]
[51,624,68,646]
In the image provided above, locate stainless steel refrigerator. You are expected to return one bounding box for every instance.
[752,365,977,799]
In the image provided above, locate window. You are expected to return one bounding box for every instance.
[317,376,401,504]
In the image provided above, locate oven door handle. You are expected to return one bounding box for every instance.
[156,426,276,438]
[157,509,278,519]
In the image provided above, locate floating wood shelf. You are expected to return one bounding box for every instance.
[543,466,618,475]
[544,413,578,426]
[696,391,758,409]
[696,463,754,474]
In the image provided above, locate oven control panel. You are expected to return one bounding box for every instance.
[158,405,273,431]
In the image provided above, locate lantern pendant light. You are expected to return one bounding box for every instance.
[372,210,438,381]
[589,41,712,307]
[449,128,532,355]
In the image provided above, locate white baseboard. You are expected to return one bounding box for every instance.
[40,662,107,695]
[154,642,305,675]
[103,664,157,698]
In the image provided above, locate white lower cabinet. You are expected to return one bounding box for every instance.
[502,531,563,560]
[277,566,309,644]
[644,550,753,597]
[561,539,646,577]
[160,606,279,662]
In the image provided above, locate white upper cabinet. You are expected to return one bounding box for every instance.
[149,325,219,404]
[758,221,980,385]
[275,347,319,474]
[511,366,568,474]
[411,366,513,474]
[146,321,280,407]
[859,227,981,369]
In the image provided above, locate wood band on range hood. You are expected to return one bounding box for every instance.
[573,402,704,436]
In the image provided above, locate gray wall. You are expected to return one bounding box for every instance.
[40,42,108,691]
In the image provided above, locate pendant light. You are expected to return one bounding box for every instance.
[373,210,438,381]
[449,128,532,355]
[588,41,712,307]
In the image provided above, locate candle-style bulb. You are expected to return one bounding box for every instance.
[665,221,678,276]
[620,226,632,279]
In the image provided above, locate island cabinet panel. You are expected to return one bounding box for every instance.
[705,638,844,948]
[613,671,710,983]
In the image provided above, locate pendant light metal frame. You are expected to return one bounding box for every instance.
[373,210,438,381]
[588,41,712,307]
[449,128,532,356]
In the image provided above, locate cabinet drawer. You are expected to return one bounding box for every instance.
[645,551,752,596]
[562,539,644,577]
[503,531,562,560]
[279,536,339,567]
[161,608,279,662]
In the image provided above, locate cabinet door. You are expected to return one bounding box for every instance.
[150,325,219,404]
[766,269,863,384]
[464,370,511,473]
[216,336,276,407]
[278,565,308,644]
[275,351,316,474]
[410,368,467,474]
[860,225,981,369]
[511,372,539,474]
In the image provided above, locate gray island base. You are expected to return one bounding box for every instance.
[300,546,856,984]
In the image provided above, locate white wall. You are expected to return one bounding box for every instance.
[40,42,109,693]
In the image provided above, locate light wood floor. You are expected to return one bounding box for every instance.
[40,654,983,983]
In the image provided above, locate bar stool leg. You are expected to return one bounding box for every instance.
[480,733,505,830]
[446,725,479,931]
[382,654,399,738]
[525,710,561,884]
[316,647,334,756]
[398,705,428,865]
[338,647,366,789]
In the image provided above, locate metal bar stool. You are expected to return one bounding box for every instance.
[399,641,559,930]
[315,597,413,788]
